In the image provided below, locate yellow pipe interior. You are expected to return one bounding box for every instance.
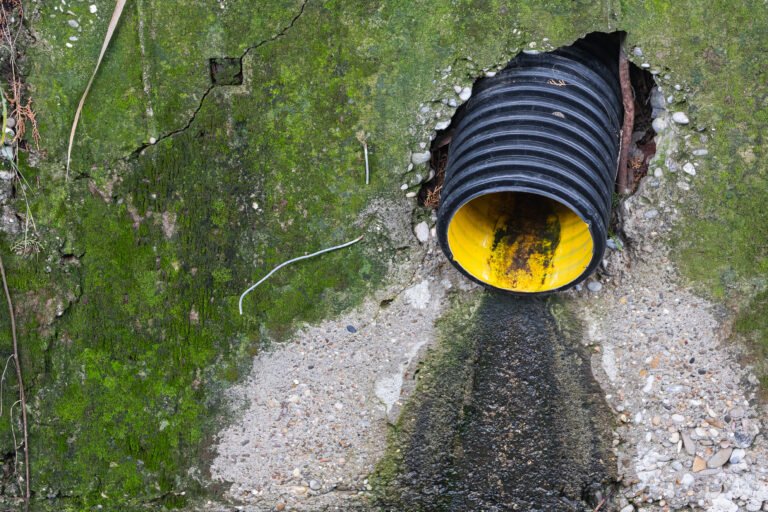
[447,192,594,292]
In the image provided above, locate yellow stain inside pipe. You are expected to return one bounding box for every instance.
[446,192,593,292]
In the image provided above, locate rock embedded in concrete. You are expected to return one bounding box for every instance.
[707,447,733,468]
[414,221,429,243]
[672,111,690,124]
[411,151,431,165]
[729,448,746,464]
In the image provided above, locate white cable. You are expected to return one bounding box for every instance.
[238,235,364,315]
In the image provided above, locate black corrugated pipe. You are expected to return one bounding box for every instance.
[436,33,623,293]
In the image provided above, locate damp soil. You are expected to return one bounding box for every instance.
[374,294,616,511]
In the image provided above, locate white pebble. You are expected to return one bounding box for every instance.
[652,117,668,133]
[672,112,690,124]
[67,19,79,28]
[400,183,408,191]
[683,162,696,176]
[65,42,73,48]
[459,87,472,102]
[435,120,450,131]
[677,181,691,191]
[149,137,157,144]
[730,448,746,464]
[411,151,431,165]
[681,473,694,487]
[642,375,655,393]
[453,85,462,94]
[89,4,97,13]
[405,191,417,198]
[414,222,429,243]
[653,167,663,178]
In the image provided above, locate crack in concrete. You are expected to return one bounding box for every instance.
[128,0,309,159]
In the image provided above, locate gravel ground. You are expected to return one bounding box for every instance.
[576,114,768,512]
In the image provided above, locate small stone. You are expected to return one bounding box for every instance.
[149,137,157,144]
[672,414,685,423]
[683,162,697,175]
[644,209,659,219]
[672,111,690,124]
[459,87,472,101]
[729,407,745,419]
[652,117,668,133]
[681,473,694,488]
[309,480,320,490]
[710,496,738,512]
[682,431,696,455]
[652,415,661,426]
[346,325,357,333]
[653,167,663,177]
[414,221,429,243]
[692,148,708,156]
[669,432,680,443]
[0,146,13,160]
[587,281,602,292]
[405,191,417,198]
[621,505,635,512]
[67,19,79,28]
[5,117,15,129]
[641,62,650,69]
[632,47,643,57]
[692,456,706,472]
[650,88,666,109]
[707,447,733,468]
[435,120,450,131]
[734,430,755,448]
[453,85,462,94]
[276,503,286,511]
[89,4,97,13]
[677,181,691,191]
[411,151,431,165]
[729,448,745,464]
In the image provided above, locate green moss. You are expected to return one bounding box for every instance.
[10,0,768,508]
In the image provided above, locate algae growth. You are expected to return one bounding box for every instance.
[0,0,766,509]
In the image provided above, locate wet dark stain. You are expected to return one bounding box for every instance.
[376,295,616,511]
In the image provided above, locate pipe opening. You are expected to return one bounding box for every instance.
[447,192,593,292]
[425,32,660,293]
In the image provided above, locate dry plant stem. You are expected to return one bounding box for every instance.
[618,45,635,195]
[363,142,369,185]
[66,0,126,178]
[0,1,38,149]
[238,235,364,315]
[0,255,30,506]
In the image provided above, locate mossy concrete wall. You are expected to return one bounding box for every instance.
[0,0,766,509]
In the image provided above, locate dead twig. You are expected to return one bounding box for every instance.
[592,497,607,512]
[238,235,364,315]
[66,0,126,178]
[617,44,635,195]
[0,1,39,150]
[0,254,30,508]
[355,131,369,185]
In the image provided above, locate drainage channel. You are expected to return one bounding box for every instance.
[374,294,617,511]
